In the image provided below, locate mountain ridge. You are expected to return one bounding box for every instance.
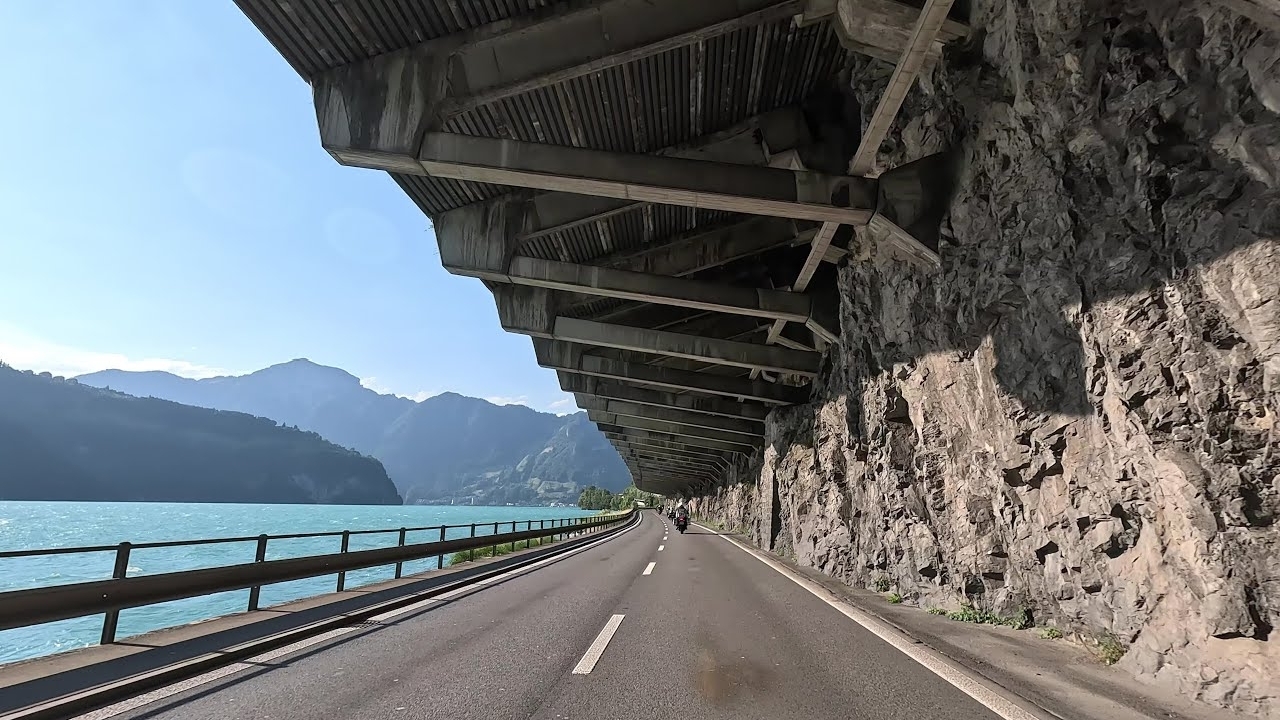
[77,360,630,505]
[0,365,401,505]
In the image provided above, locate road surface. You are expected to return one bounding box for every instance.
[84,511,1005,720]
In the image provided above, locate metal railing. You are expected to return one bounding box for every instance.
[0,510,633,644]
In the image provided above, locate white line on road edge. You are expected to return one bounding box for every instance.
[697,524,1047,720]
[642,562,656,576]
[658,545,664,551]
[571,615,625,675]
[69,516,644,720]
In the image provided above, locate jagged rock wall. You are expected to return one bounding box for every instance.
[692,1,1280,715]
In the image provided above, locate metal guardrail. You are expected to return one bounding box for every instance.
[0,510,633,644]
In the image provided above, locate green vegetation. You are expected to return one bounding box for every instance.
[946,604,1031,630]
[872,577,891,592]
[448,535,558,565]
[887,592,904,604]
[1038,626,1064,640]
[577,483,662,510]
[927,607,948,616]
[0,366,401,504]
[1097,634,1127,665]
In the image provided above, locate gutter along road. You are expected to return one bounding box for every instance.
[75,511,1017,720]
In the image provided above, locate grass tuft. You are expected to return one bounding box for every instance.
[872,576,891,592]
[1097,634,1127,665]
[946,604,1031,630]
[1038,626,1064,640]
[927,607,948,616]
[887,592,903,604]
[448,535,556,566]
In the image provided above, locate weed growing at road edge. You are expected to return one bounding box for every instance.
[927,607,948,616]
[1038,626,1064,640]
[873,576,891,592]
[887,592,903,604]
[1004,609,1033,630]
[1097,634,1127,665]
[946,604,1031,630]
[448,535,555,566]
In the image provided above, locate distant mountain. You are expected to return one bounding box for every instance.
[0,365,401,505]
[78,359,631,505]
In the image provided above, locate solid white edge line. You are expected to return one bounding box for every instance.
[571,614,625,675]
[642,562,656,576]
[696,523,1047,720]
[69,514,644,720]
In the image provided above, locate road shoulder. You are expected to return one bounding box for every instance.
[699,524,1245,720]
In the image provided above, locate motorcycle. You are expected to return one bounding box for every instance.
[675,515,688,533]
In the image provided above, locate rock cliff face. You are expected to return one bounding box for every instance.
[691,1,1280,715]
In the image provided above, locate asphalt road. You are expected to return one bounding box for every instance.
[88,511,1003,720]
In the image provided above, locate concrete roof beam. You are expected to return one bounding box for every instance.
[587,410,761,448]
[595,424,755,455]
[625,460,714,481]
[533,339,810,405]
[576,395,764,436]
[796,0,969,65]
[498,286,821,376]
[614,446,727,472]
[435,208,815,319]
[416,133,877,226]
[587,217,807,277]
[610,442,734,469]
[558,373,770,420]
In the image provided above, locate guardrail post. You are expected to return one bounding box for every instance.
[336,530,351,591]
[468,523,476,562]
[526,521,532,549]
[437,526,446,569]
[248,535,269,610]
[492,522,499,557]
[100,542,132,645]
[394,528,407,579]
[510,521,517,552]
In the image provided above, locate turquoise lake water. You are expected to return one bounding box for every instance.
[0,501,594,665]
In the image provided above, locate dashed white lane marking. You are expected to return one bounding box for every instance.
[571,614,625,675]
[70,516,644,720]
[642,562,656,576]
[658,545,664,552]
[699,524,1044,720]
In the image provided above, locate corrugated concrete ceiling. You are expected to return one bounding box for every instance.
[234,0,968,496]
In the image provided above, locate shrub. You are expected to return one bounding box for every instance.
[927,607,948,616]
[1098,634,1127,665]
[872,577,891,592]
[887,592,903,604]
[448,535,554,565]
[946,604,1030,629]
[1038,627,1064,640]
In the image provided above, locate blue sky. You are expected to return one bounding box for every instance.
[0,1,573,413]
